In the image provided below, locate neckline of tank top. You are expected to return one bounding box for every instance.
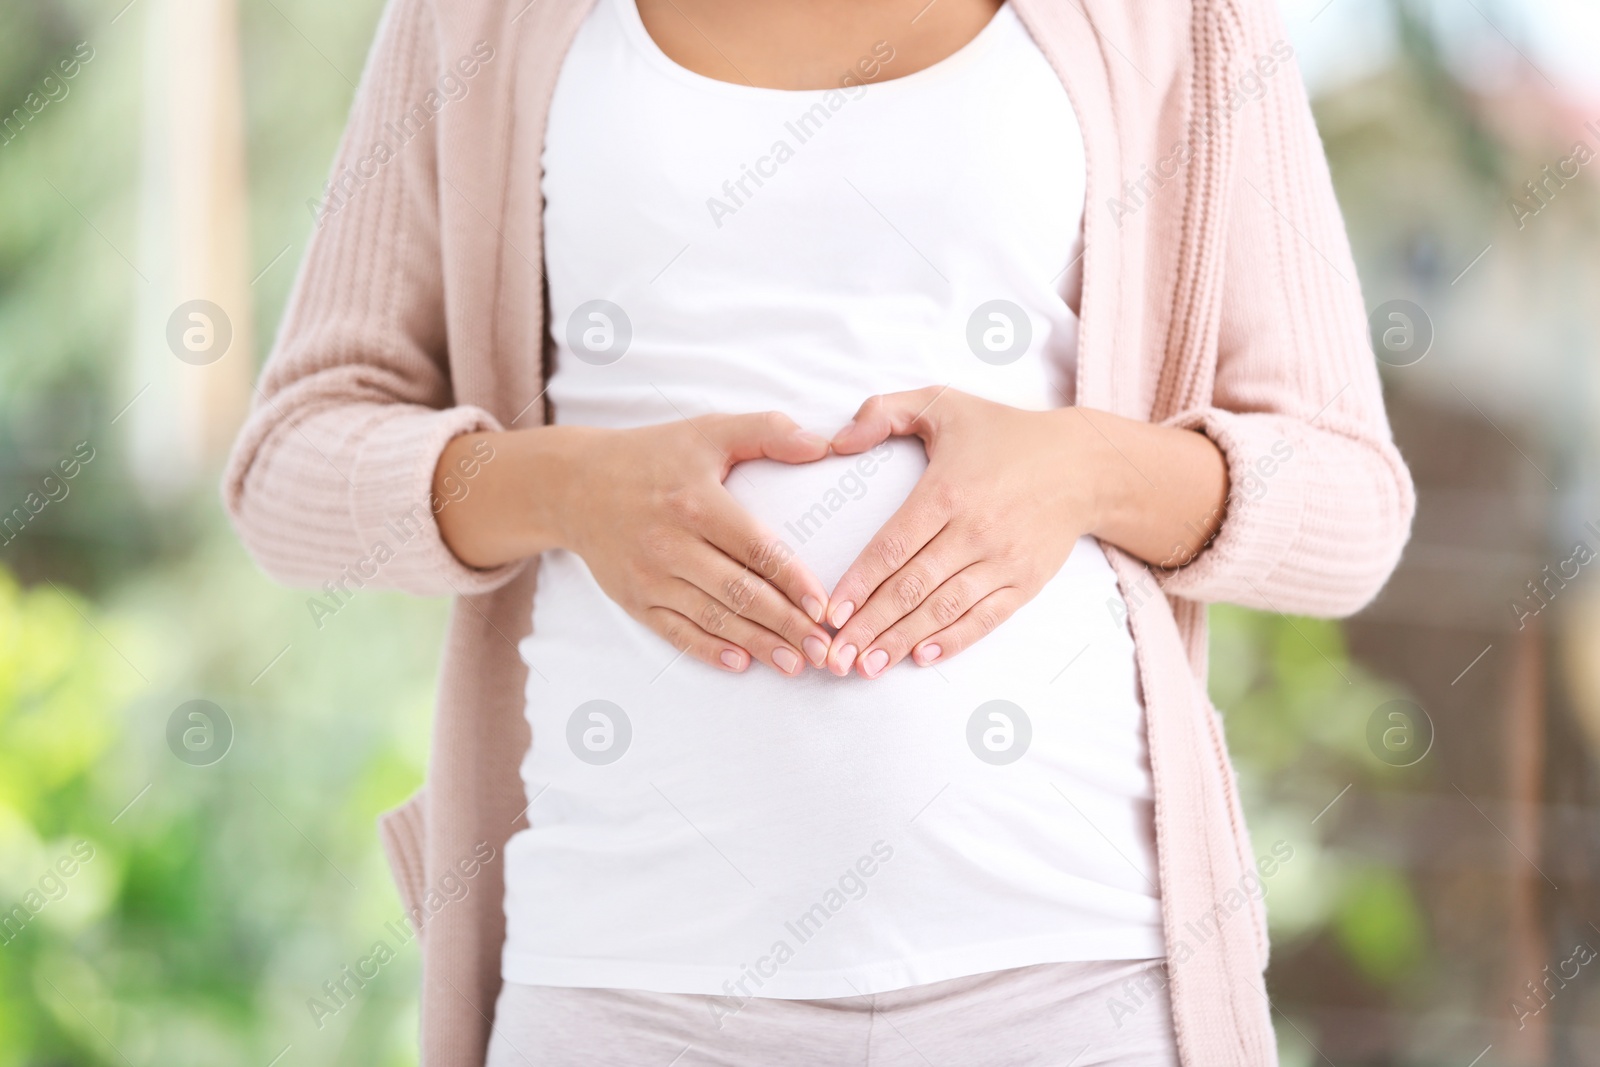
[607,0,1022,102]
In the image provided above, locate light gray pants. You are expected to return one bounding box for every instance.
[486,959,1177,1066]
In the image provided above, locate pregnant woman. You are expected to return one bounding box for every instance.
[225,0,1413,1064]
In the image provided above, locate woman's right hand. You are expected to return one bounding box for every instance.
[434,413,836,675]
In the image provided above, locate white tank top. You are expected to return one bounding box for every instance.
[503,0,1163,998]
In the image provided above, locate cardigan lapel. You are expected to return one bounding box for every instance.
[1010,0,1123,416]
[484,0,601,430]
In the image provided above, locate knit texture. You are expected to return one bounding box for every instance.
[224,0,1415,1063]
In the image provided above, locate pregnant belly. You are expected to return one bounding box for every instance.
[513,439,1154,952]
[519,434,1143,825]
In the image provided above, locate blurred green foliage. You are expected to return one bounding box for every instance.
[1211,604,1432,991]
[2,0,438,1062]
[0,1,148,591]
[0,523,446,1066]
[1333,864,1428,984]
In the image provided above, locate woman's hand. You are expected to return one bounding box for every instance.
[435,414,837,675]
[819,389,1092,677]
[820,388,1229,678]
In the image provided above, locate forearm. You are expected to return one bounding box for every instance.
[432,426,592,569]
[1069,407,1230,570]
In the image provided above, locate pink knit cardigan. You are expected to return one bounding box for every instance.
[224,0,1414,1062]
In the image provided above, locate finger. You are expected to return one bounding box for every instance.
[703,410,832,467]
[823,479,956,654]
[699,490,831,626]
[678,546,832,669]
[660,578,814,676]
[830,388,951,455]
[900,586,1030,669]
[826,526,973,676]
[853,563,998,677]
[642,605,752,674]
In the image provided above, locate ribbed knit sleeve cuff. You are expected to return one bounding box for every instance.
[351,405,526,597]
[1155,407,1307,601]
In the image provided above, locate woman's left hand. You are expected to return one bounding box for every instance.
[821,387,1104,678]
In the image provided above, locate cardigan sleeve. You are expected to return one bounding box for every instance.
[1155,1,1415,617]
[222,0,524,598]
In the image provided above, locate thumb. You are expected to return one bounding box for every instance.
[831,387,950,454]
[709,411,832,467]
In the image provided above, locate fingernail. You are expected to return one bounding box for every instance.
[773,647,801,674]
[802,595,825,623]
[916,643,942,665]
[861,648,889,678]
[832,643,857,676]
[798,431,831,449]
[719,649,744,671]
[830,601,854,628]
[803,635,829,667]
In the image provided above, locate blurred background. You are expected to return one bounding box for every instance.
[2,0,1598,1063]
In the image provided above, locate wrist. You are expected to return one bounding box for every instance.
[510,424,597,557]
[1053,407,1230,569]
[1054,406,1123,539]
[432,425,595,568]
